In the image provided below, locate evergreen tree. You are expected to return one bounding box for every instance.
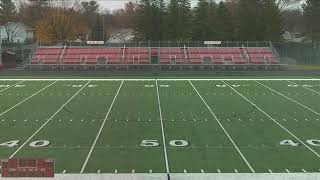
[133,0,167,40]
[91,15,104,41]
[81,0,100,15]
[191,0,211,40]
[166,0,192,40]
[0,0,17,25]
[262,0,284,41]
[238,0,265,40]
[216,2,234,40]
[303,0,320,41]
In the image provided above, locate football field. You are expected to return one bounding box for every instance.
[1,78,320,175]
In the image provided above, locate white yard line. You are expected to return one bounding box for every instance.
[0,79,319,81]
[189,80,255,173]
[0,80,25,93]
[155,79,171,176]
[80,80,124,173]
[0,81,57,118]
[256,81,320,116]
[222,80,320,158]
[9,81,91,159]
[287,80,320,95]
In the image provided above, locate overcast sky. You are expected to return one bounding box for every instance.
[97,0,305,10]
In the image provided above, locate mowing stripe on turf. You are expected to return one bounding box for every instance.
[222,80,320,158]
[287,80,320,95]
[0,80,25,93]
[9,80,91,159]
[0,81,57,118]
[256,81,320,116]
[189,80,255,173]
[80,80,124,173]
[155,79,171,177]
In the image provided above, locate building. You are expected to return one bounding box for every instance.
[105,28,135,43]
[0,22,35,43]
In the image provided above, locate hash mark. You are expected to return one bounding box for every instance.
[217,169,221,173]
[268,169,273,173]
[62,170,67,174]
[97,170,101,174]
[285,169,290,173]
[184,169,187,173]
[201,169,204,173]
[132,169,135,173]
[149,169,152,173]
[302,169,307,173]
[114,169,118,173]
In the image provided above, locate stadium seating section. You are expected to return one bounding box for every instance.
[31,47,278,65]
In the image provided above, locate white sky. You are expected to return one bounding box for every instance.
[98,0,305,10]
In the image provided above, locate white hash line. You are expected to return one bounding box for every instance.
[0,81,57,118]
[0,80,25,93]
[9,81,91,159]
[287,80,320,95]
[256,81,320,116]
[80,80,124,173]
[0,79,319,81]
[155,79,171,175]
[189,80,255,173]
[222,80,320,158]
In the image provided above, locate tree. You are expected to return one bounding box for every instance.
[216,2,234,40]
[0,0,17,42]
[303,0,320,41]
[81,0,100,15]
[262,0,284,41]
[36,9,77,43]
[90,15,104,41]
[191,0,212,40]
[166,0,192,40]
[133,0,167,40]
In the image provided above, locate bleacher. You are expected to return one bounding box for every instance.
[30,45,279,70]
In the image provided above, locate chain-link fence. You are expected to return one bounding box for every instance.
[273,42,320,65]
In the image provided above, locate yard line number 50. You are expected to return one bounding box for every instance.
[141,140,189,147]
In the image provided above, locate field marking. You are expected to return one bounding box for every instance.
[9,81,91,159]
[80,80,124,173]
[256,81,320,116]
[287,80,320,95]
[155,79,171,176]
[0,79,320,81]
[0,80,25,93]
[222,80,320,158]
[189,80,255,173]
[0,81,57,118]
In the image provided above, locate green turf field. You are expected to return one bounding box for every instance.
[0,78,320,174]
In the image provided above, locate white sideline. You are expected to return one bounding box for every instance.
[80,80,124,173]
[0,80,25,93]
[256,81,320,116]
[9,81,91,159]
[189,80,255,173]
[155,79,171,176]
[287,80,320,95]
[0,79,319,81]
[0,81,57,118]
[222,80,320,158]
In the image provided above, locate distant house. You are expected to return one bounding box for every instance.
[0,22,35,43]
[106,28,135,43]
[282,31,311,43]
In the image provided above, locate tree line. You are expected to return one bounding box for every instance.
[0,0,319,43]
